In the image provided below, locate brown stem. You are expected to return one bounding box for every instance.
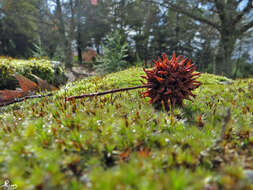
[66,85,152,101]
[0,93,53,107]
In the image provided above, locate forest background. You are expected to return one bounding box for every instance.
[0,0,253,78]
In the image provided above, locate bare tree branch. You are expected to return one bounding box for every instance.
[144,0,221,31]
[232,0,253,26]
[170,3,221,31]
[213,0,227,28]
[0,93,53,107]
[240,20,253,34]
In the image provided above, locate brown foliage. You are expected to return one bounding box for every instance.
[82,49,97,63]
[0,74,56,106]
[31,74,57,91]
[14,74,38,92]
[0,89,26,104]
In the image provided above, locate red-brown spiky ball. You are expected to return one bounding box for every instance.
[141,53,201,110]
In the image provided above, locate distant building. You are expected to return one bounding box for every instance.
[82,48,97,63]
[72,48,98,63]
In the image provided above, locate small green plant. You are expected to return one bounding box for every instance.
[32,42,48,59]
[96,30,128,74]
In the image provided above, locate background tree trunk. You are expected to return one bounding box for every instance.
[56,0,73,68]
[215,34,236,76]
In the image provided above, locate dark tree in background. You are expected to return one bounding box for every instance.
[154,0,253,77]
[0,0,39,57]
[0,0,252,78]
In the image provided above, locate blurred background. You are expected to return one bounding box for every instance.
[0,0,252,78]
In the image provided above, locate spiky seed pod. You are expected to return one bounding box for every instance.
[141,53,201,110]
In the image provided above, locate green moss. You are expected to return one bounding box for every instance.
[0,67,252,189]
[0,57,67,89]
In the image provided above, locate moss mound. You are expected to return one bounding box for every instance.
[0,57,67,89]
[0,67,253,189]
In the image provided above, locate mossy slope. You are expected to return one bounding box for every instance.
[0,67,252,190]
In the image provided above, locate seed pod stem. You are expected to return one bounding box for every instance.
[66,84,152,101]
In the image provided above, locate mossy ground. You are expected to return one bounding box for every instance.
[0,67,253,190]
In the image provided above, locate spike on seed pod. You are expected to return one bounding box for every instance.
[141,53,201,110]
